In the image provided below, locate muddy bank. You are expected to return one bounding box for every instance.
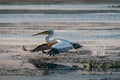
[0,21,120,79]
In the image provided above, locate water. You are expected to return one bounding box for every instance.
[0,73,120,80]
[0,13,120,23]
[0,4,120,23]
[0,4,120,80]
[0,4,116,10]
[1,30,120,40]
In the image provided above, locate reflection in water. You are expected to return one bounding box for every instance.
[29,58,79,75]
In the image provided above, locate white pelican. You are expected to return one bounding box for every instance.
[23,30,83,56]
[22,30,56,53]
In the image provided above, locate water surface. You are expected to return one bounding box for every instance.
[1,30,120,40]
[0,4,120,23]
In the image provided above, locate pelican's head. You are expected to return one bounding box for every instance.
[32,30,54,36]
[73,43,83,49]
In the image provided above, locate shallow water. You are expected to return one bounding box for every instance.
[0,4,117,10]
[0,73,120,80]
[0,13,120,23]
[1,30,120,40]
[0,4,120,22]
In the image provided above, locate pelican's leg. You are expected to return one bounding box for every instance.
[47,49,58,62]
[48,54,54,58]
[47,54,57,63]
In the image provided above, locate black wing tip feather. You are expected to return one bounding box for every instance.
[22,46,27,51]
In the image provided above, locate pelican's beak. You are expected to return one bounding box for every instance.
[32,31,50,36]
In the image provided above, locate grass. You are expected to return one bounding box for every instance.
[87,59,120,72]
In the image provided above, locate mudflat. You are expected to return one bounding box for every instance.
[0,22,120,80]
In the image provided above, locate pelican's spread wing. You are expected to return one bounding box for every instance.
[30,44,51,52]
[48,39,73,55]
[22,43,51,53]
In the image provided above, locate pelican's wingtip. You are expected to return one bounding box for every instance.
[22,46,27,51]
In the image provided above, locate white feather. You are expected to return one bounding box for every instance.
[52,39,73,52]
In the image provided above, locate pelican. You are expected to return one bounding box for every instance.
[22,30,56,53]
[22,30,83,56]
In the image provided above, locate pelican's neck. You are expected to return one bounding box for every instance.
[46,32,54,44]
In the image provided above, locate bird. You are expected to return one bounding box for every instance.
[22,30,83,56]
[22,30,57,54]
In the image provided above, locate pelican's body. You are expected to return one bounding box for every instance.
[47,39,74,56]
[23,30,83,56]
[54,39,73,50]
